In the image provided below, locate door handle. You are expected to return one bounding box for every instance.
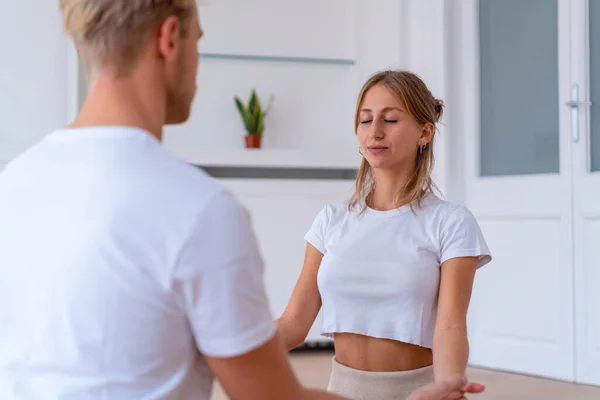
[565,84,592,143]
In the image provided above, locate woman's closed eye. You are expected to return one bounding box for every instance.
[360,117,398,124]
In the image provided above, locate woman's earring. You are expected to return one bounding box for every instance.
[419,145,424,154]
[359,147,363,156]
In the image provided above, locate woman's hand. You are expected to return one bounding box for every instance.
[407,375,485,400]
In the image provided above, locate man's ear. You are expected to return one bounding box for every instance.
[156,16,181,60]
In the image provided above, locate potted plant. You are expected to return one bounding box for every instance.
[234,89,274,149]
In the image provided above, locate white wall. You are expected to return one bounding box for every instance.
[162,0,457,193]
[164,0,364,169]
[1,0,458,346]
[160,0,459,346]
[0,2,74,164]
[0,1,455,186]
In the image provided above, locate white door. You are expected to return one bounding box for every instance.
[458,0,575,381]
[571,0,600,386]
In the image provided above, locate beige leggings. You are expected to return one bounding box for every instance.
[327,357,434,400]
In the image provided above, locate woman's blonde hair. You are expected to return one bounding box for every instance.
[59,0,197,74]
[349,70,444,213]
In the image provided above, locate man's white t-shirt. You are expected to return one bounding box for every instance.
[0,126,277,399]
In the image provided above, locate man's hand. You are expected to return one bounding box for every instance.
[407,375,485,400]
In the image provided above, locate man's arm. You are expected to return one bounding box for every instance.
[208,333,485,400]
[174,191,347,399]
[206,331,346,400]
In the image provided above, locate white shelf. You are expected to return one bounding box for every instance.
[168,147,361,169]
[200,53,356,66]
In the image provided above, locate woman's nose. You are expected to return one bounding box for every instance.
[369,120,385,139]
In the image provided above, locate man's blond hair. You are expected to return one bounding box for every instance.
[59,0,197,74]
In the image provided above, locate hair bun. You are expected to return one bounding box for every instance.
[433,98,444,121]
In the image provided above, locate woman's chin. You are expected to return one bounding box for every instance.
[366,159,395,170]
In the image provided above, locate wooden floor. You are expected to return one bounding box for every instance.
[210,350,600,400]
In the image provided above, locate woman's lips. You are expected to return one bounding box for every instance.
[368,146,388,154]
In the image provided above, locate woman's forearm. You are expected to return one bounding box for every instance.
[432,327,469,382]
[276,317,305,351]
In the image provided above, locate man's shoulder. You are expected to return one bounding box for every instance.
[144,149,227,203]
[159,156,219,191]
[156,155,248,219]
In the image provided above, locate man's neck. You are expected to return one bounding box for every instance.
[71,71,166,141]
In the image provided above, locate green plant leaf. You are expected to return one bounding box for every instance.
[256,112,265,135]
[236,89,273,135]
[254,92,263,114]
[248,89,258,115]
[246,90,260,133]
[252,107,261,132]
[234,97,253,133]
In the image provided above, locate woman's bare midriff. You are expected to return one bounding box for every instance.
[333,333,433,372]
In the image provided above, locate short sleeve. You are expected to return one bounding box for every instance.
[439,206,492,269]
[304,205,330,254]
[173,191,276,358]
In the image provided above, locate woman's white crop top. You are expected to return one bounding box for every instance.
[304,194,491,349]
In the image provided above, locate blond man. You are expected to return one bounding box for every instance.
[0,1,483,399]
